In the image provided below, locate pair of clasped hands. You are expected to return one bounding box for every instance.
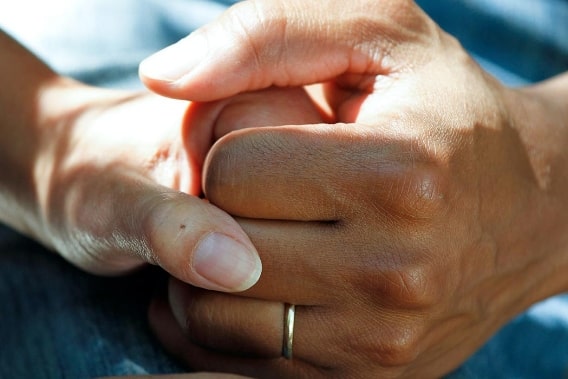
[31,0,568,378]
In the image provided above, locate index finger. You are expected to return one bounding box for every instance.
[139,0,434,101]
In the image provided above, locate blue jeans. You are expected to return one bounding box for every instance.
[0,226,184,378]
[0,0,567,377]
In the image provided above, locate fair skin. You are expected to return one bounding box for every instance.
[1,26,326,378]
[0,29,265,294]
[0,27,329,293]
[0,28,319,379]
[138,0,568,378]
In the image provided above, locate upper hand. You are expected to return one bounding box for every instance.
[142,0,568,378]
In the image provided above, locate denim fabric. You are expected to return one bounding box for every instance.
[0,0,567,378]
[448,295,568,378]
[0,226,184,378]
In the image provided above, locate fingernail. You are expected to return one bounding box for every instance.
[140,31,208,82]
[193,232,261,291]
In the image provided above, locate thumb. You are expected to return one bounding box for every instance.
[139,0,431,101]
[60,171,261,292]
[131,183,263,292]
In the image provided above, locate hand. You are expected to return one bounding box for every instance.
[141,0,568,377]
[34,84,324,292]
[0,29,327,292]
[32,85,263,292]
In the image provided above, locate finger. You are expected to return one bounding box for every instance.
[58,169,261,292]
[204,124,342,221]
[169,280,283,358]
[164,280,416,378]
[116,181,262,292]
[203,123,427,222]
[139,0,433,100]
[146,297,253,379]
[225,217,439,313]
[148,294,192,365]
[183,86,326,177]
[232,218,350,304]
[149,283,322,379]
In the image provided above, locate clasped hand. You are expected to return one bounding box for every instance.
[138,0,568,378]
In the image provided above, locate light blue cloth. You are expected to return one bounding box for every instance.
[0,0,567,378]
[418,0,568,86]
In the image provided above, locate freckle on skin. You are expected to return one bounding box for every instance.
[180,224,186,229]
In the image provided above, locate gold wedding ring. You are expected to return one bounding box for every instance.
[282,303,295,359]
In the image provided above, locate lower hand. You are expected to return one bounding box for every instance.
[142,0,568,377]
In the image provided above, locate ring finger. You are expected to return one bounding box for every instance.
[149,285,325,378]
[166,278,347,369]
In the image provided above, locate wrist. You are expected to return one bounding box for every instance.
[0,29,133,247]
[503,75,568,301]
[521,72,568,122]
[0,74,86,248]
[30,79,110,247]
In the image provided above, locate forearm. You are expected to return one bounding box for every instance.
[0,30,88,247]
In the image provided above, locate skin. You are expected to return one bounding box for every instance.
[0,30,322,323]
[0,26,328,379]
[139,0,568,378]
[0,29,265,293]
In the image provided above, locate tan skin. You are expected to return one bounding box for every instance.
[138,0,568,378]
[0,28,319,379]
[0,28,336,294]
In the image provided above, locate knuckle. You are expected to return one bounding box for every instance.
[381,264,441,308]
[347,132,449,223]
[341,0,438,71]
[356,322,423,367]
[202,138,234,200]
[351,254,443,310]
[142,191,195,267]
[224,0,288,83]
[387,166,447,221]
[377,327,421,367]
